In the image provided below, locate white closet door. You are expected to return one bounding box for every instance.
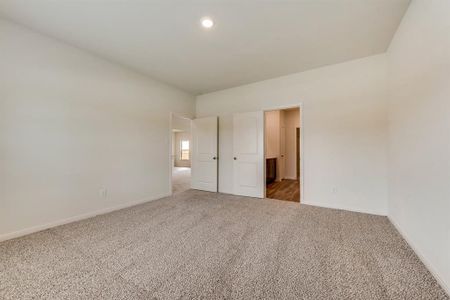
[233,111,264,198]
[191,116,218,192]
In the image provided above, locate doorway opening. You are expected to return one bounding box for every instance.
[170,114,192,194]
[264,107,301,202]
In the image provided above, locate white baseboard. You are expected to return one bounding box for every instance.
[0,192,170,242]
[301,201,387,216]
[388,216,450,296]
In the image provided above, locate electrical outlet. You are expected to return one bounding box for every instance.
[99,188,108,198]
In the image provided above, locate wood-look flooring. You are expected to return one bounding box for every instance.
[266,179,300,202]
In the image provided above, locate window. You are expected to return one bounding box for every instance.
[180,140,190,160]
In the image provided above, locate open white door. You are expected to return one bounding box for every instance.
[233,111,264,198]
[191,116,218,192]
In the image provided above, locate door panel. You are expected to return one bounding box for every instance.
[279,126,286,180]
[233,111,264,198]
[235,117,258,154]
[191,117,218,192]
[236,162,258,187]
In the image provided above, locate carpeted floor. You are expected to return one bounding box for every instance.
[0,190,448,300]
[172,167,191,194]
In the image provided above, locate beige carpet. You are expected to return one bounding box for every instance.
[172,167,191,194]
[0,190,448,299]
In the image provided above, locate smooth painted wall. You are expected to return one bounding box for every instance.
[0,19,195,239]
[387,0,450,292]
[284,109,300,180]
[197,54,389,216]
[265,110,281,160]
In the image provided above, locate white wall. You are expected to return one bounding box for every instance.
[197,54,389,216]
[171,132,176,167]
[284,109,300,180]
[265,110,284,181]
[172,115,191,132]
[386,0,450,292]
[0,19,195,240]
[265,110,280,159]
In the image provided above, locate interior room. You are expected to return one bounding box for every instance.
[265,108,301,202]
[0,1,449,299]
[171,114,192,194]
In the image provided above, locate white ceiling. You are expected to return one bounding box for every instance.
[0,0,410,95]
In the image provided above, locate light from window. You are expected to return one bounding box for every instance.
[180,140,190,160]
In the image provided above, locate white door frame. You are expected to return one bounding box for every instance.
[263,103,304,203]
[168,112,193,196]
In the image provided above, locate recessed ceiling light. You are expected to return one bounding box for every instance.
[201,17,214,29]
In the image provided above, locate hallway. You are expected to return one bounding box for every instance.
[172,167,191,194]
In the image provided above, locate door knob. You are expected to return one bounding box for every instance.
[213,157,217,160]
[234,157,237,160]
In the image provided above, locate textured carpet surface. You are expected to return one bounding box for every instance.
[0,190,448,300]
[172,167,191,194]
